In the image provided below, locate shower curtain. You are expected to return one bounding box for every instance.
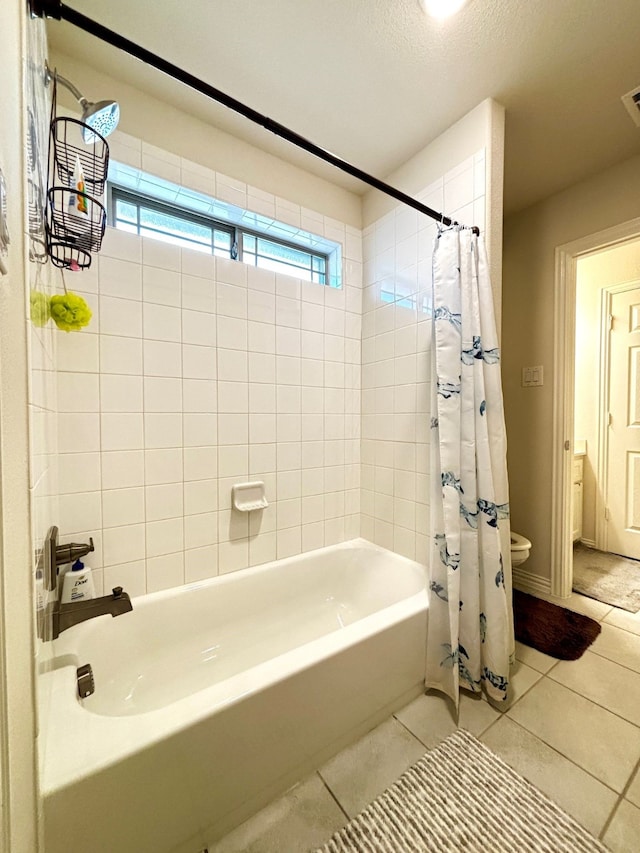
[425,226,514,706]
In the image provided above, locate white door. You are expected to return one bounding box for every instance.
[607,284,640,559]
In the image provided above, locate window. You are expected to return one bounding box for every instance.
[109,185,329,285]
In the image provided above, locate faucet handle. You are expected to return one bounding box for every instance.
[112,586,124,598]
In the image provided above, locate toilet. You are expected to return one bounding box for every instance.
[510,531,532,567]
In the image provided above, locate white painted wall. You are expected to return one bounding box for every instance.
[0,3,45,851]
[503,152,640,585]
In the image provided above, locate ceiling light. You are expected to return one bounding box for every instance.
[421,0,468,19]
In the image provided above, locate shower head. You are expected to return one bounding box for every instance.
[46,64,120,143]
[80,99,120,143]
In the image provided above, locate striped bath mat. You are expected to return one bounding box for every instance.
[316,730,606,852]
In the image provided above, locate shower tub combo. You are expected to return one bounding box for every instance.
[41,538,428,853]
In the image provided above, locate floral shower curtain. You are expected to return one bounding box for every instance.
[425,226,514,706]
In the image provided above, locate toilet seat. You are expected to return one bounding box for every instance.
[510,531,531,551]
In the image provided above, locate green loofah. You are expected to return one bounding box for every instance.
[50,292,92,332]
[30,290,51,327]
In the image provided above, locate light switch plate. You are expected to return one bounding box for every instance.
[522,365,544,387]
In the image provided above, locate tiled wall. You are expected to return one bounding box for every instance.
[56,153,362,596]
[360,150,486,563]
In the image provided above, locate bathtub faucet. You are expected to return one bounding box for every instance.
[50,586,133,640]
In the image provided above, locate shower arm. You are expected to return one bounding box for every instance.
[44,63,89,108]
[30,0,480,236]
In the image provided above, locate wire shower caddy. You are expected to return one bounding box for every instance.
[45,75,109,269]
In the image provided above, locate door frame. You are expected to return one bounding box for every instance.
[551,217,640,597]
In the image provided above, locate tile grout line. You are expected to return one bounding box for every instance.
[316,770,351,823]
[544,663,640,728]
[392,710,436,752]
[598,755,640,841]
[495,715,622,800]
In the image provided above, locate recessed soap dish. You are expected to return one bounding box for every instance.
[232,481,268,512]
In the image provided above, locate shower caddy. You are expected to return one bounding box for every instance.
[45,75,108,270]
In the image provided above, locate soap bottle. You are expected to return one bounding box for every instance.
[61,558,95,603]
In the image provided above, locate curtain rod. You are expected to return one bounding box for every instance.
[30,0,479,236]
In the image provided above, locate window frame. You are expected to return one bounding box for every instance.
[108,185,237,257]
[108,184,330,283]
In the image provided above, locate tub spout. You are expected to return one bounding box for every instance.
[50,587,133,640]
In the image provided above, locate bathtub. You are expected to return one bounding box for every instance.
[40,538,427,853]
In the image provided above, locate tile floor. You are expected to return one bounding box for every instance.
[209,592,640,853]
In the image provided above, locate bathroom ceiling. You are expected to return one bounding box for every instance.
[46,0,640,215]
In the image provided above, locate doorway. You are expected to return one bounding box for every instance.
[551,217,640,601]
[571,241,640,609]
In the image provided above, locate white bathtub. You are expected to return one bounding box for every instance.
[40,538,427,853]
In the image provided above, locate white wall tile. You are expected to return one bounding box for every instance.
[100,335,143,375]
[57,372,99,413]
[183,310,217,346]
[102,487,145,528]
[143,267,181,308]
[182,274,215,313]
[100,375,143,412]
[57,332,99,373]
[102,450,145,490]
[218,414,248,445]
[184,447,217,481]
[184,512,217,549]
[58,452,101,494]
[147,551,184,592]
[216,316,247,350]
[146,517,183,558]
[59,491,102,534]
[183,344,216,379]
[184,413,218,447]
[103,523,145,566]
[145,448,183,485]
[185,545,218,583]
[144,413,182,449]
[100,295,143,338]
[144,303,182,342]
[144,340,181,377]
[142,236,181,271]
[58,413,100,453]
[146,483,184,522]
[184,479,218,515]
[101,413,144,451]
[100,256,142,301]
[103,560,146,599]
[183,379,216,413]
[144,377,182,412]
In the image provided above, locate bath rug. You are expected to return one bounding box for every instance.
[315,729,605,852]
[572,543,640,612]
[513,590,601,660]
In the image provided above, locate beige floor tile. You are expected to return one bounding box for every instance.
[515,640,558,673]
[318,717,425,818]
[604,607,640,637]
[549,651,640,726]
[591,623,640,674]
[489,660,542,712]
[603,799,640,853]
[507,677,640,792]
[626,767,640,809]
[481,716,617,837]
[208,773,346,853]
[537,590,613,621]
[394,688,500,748]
